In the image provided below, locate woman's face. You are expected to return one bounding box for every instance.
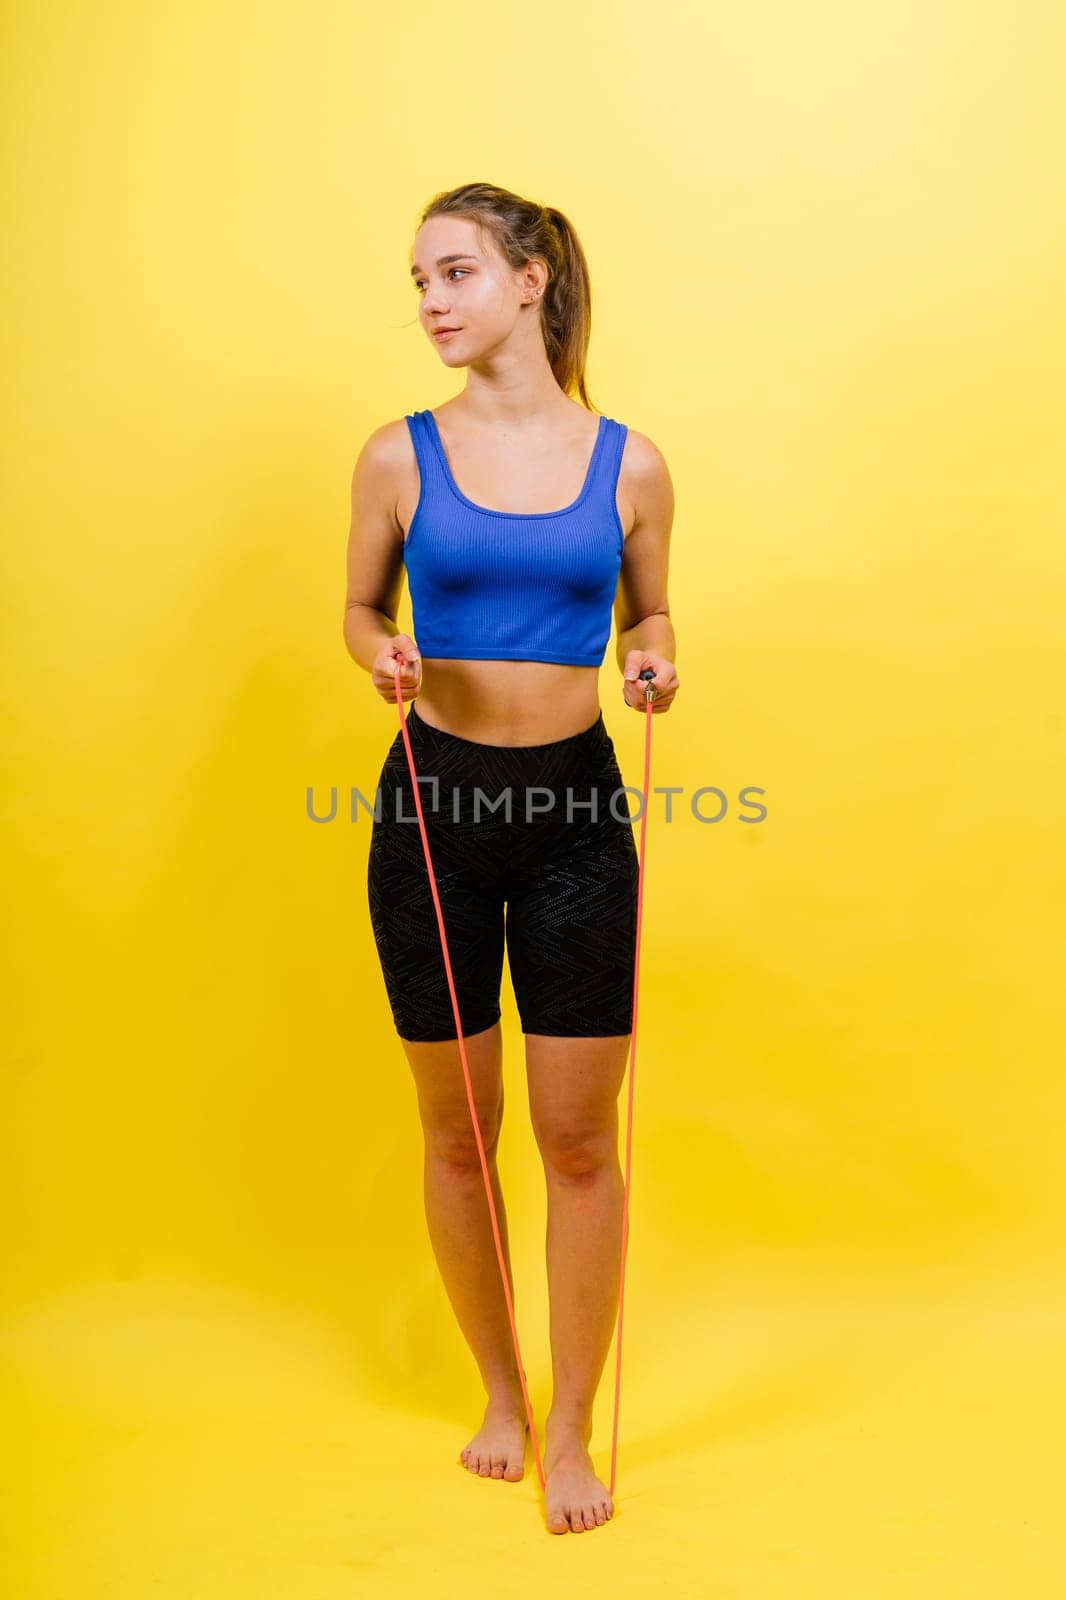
[410,216,543,367]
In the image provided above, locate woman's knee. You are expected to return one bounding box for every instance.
[403,1022,504,1167]
[525,1033,629,1175]
[426,1109,504,1170]
[534,1122,617,1179]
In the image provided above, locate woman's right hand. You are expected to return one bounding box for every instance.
[371,634,422,702]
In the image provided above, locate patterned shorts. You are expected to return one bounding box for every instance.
[366,701,640,1041]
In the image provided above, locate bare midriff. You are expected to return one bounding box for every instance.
[409,659,603,747]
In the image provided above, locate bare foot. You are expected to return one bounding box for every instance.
[458,1397,529,1481]
[544,1443,614,1533]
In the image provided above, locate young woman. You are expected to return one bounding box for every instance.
[343,182,679,1536]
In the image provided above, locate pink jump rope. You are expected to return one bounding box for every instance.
[391,659,657,1497]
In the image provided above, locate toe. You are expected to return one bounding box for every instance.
[569,1506,585,1532]
[582,1504,598,1530]
[592,1503,606,1525]
[478,1457,491,1476]
[547,1510,569,1534]
[490,1457,505,1478]
[503,1459,524,1481]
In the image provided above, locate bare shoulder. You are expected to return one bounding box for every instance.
[619,426,672,485]
[617,426,675,536]
[356,415,415,475]
[345,418,421,614]
[351,416,418,530]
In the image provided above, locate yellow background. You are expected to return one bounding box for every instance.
[3,0,1064,1592]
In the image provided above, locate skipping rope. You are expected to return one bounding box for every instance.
[390,660,658,1499]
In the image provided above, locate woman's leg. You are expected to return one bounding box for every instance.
[525,1031,628,1528]
[402,1020,530,1481]
[525,1031,630,1439]
[503,754,638,1526]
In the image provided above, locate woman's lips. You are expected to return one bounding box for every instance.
[433,328,461,341]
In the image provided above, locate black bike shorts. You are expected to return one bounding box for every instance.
[366,701,640,1042]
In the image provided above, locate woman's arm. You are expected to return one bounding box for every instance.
[342,422,408,669]
[614,432,679,710]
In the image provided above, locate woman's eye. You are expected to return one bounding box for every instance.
[414,269,468,293]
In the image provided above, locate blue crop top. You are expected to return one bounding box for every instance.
[401,409,628,667]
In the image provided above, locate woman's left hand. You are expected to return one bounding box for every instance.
[621,650,679,713]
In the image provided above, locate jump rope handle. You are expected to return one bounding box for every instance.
[639,667,657,702]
